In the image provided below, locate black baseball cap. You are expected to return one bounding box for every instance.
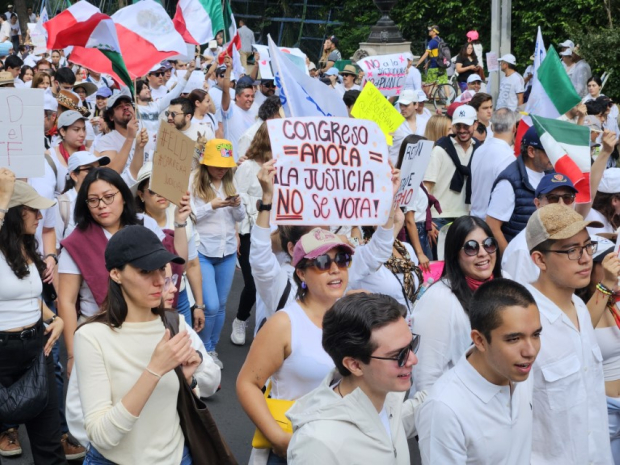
[105,225,185,271]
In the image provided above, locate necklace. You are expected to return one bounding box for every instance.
[336,382,343,398]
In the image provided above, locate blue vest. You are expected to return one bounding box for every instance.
[491,155,547,242]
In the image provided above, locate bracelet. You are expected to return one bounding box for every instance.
[0,207,8,214]
[174,221,187,228]
[596,282,613,296]
[145,367,162,379]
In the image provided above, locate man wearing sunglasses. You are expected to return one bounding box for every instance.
[286,293,425,464]
[252,79,276,111]
[526,204,613,464]
[417,279,541,464]
[146,64,169,102]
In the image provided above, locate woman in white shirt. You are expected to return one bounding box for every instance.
[49,110,88,196]
[231,122,271,345]
[58,168,165,378]
[412,215,502,392]
[237,227,355,464]
[190,138,244,368]
[587,168,620,235]
[74,225,200,465]
[188,88,220,139]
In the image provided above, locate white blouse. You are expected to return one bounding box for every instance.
[0,253,42,331]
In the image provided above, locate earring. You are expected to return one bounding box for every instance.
[301,281,307,290]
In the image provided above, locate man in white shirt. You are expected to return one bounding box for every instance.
[525,204,613,464]
[470,92,494,137]
[496,54,525,111]
[403,55,422,92]
[166,97,205,144]
[486,126,552,252]
[221,59,256,160]
[146,64,168,102]
[27,6,36,23]
[470,108,517,219]
[417,278,541,465]
[208,65,235,117]
[237,95,281,160]
[454,74,482,103]
[389,89,427,165]
[251,79,275,112]
[335,64,361,96]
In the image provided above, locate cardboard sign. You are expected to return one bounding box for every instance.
[0,89,44,178]
[394,140,434,207]
[267,117,393,226]
[486,52,499,73]
[351,81,405,146]
[150,124,194,206]
[358,53,408,97]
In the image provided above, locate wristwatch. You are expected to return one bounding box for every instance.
[44,315,57,325]
[174,221,187,228]
[44,253,58,265]
[257,200,272,212]
[193,304,205,310]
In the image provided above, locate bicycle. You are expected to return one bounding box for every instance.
[423,74,459,110]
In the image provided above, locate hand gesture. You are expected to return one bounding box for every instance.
[257,159,276,199]
[601,252,620,289]
[0,167,16,207]
[602,129,616,154]
[127,116,139,140]
[44,317,64,357]
[137,127,148,148]
[211,197,232,209]
[148,329,194,376]
[181,350,202,384]
[174,191,192,223]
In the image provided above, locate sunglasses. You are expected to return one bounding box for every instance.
[165,111,186,118]
[262,82,276,88]
[369,334,420,367]
[150,72,164,77]
[307,251,352,272]
[462,237,499,256]
[539,193,576,205]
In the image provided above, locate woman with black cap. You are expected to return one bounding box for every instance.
[0,171,66,464]
[74,225,200,465]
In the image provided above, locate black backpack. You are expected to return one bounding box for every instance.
[436,38,452,69]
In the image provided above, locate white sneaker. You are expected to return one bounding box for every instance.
[230,318,247,346]
[208,351,223,369]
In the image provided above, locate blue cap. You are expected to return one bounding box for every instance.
[96,86,112,98]
[325,68,339,76]
[522,126,543,149]
[534,173,578,197]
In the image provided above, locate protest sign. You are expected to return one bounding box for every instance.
[351,81,404,146]
[0,89,44,178]
[358,53,408,97]
[486,52,499,73]
[393,140,434,207]
[267,117,393,226]
[150,124,194,206]
[254,44,308,80]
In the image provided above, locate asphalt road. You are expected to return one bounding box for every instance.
[5,269,421,465]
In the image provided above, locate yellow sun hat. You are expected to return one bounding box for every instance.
[200,139,236,168]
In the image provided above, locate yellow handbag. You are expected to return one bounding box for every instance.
[251,382,295,449]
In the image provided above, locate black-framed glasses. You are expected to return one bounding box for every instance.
[86,191,120,208]
[539,193,576,205]
[307,251,352,272]
[369,334,420,368]
[462,237,499,256]
[165,111,186,118]
[541,241,598,261]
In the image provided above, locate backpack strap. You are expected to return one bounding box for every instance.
[57,193,72,238]
[257,279,292,332]
[44,150,58,178]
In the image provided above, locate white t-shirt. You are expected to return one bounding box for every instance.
[404,185,429,223]
[486,167,544,221]
[501,228,539,286]
[403,66,422,92]
[150,85,169,102]
[208,86,235,122]
[470,137,516,219]
[389,118,427,166]
[221,103,257,161]
[0,254,42,331]
[496,72,525,111]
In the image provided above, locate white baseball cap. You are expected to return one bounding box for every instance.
[467,74,482,84]
[560,48,573,57]
[451,104,477,126]
[398,89,420,105]
[416,89,428,102]
[44,88,58,112]
[498,54,516,66]
[67,151,110,173]
[131,162,154,195]
[598,168,620,194]
[559,40,575,49]
[57,110,86,128]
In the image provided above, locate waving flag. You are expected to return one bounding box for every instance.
[173,0,224,45]
[268,35,347,118]
[223,0,237,43]
[44,1,132,91]
[531,115,591,203]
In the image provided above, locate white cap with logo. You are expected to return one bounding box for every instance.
[452,105,477,126]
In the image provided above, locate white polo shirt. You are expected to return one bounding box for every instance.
[525,285,611,465]
[416,351,533,465]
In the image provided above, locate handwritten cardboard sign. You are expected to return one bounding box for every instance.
[394,140,434,208]
[0,89,44,178]
[358,53,408,97]
[150,124,194,206]
[267,117,393,226]
[351,81,405,146]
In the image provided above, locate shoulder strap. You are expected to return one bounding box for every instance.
[57,193,71,234]
[163,310,180,336]
[276,280,292,312]
[44,151,58,178]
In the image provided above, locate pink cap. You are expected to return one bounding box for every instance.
[466,30,479,41]
[292,228,355,267]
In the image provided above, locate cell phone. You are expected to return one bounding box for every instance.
[225,195,239,201]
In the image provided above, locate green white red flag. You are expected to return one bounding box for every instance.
[531,114,592,203]
[173,0,224,45]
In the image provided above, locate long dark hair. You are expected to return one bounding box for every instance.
[396,134,427,169]
[74,167,142,231]
[458,43,475,62]
[0,206,46,279]
[441,216,502,313]
[592,192,620,229]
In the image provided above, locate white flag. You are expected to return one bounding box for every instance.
[268,35,347,118]
[533,26,546,76]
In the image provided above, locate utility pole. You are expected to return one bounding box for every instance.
[490,0,511,103]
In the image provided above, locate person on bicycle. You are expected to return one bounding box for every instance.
[416,25,449,98]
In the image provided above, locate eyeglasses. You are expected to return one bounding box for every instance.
[164,274,179,291]
[462,237,499,256]
[165,111,186,118]
[541,241,598,260]
[307,251,352,272]
[86,191,120,208]
[369,334,420,368]
[150,72,164,77]
[539,193,576,205]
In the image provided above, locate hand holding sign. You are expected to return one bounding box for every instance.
[151,125,194,206]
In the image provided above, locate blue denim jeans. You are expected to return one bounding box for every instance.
[177,287,192,328]
[84,444,192,464]
[415,221,433,260]
[198,252,237,352]
[46,296,68,434]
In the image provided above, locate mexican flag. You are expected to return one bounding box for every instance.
[515,46,581,155]
[44,1,133,92]
[531,114,592,203]
[173,0,224,45]
[223,0,237,43]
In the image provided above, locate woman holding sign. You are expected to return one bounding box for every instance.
[190,139,245,369]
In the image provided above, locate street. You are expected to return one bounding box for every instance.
[6,269,421,464]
